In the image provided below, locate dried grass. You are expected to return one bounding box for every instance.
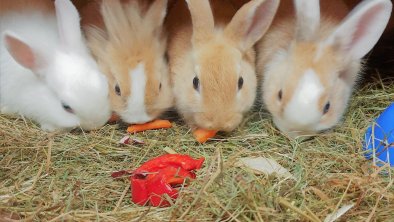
[1,42,394,221]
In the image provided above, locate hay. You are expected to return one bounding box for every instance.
[1,35,394,221]
[1,75,393,221]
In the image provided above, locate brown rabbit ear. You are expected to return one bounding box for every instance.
[86,27,108,60]
[185,0,215,45]
[294,0,320,41]
[123,1,143,32]
[101,0,130,46]
[145,0,168,32]
[224,0,279,51]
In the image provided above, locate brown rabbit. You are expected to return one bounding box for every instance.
[166,0,279,132]
[84,0,173,124]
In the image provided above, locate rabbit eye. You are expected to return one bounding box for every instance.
[193,76,200,91]
[323,102,330,114]
[62,103,74,114]
[238,77,244,90]
[278,90,283,101]
[115,84,121,96]
[159,83,162,90]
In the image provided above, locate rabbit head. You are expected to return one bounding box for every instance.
[3,0,111,131]
[261,0,392,137]
[170,0,279,132]
[86,0,172,124]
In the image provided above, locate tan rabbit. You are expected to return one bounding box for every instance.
[256,0,392,137]
[166,0,279,132]
[84,0,173,124]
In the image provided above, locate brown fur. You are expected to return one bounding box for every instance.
[84,0,173,123]
[166,0,279,131]
[229,0,251,8]
[0,0,54,14]
[279,43,340,109]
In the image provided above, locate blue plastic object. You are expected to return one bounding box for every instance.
[364,102,394,167]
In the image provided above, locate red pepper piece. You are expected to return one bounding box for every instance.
[131,173,150,206]
[146,167,187,206]
[130,154,204,207]
[133,166,196,207]
[134,154,205,173]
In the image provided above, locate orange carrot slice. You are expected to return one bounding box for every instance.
[108,113,120,123]
[193,129,218,143]
[127,119,172,133]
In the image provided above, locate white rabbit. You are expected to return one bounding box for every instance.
[256,0,392,137]
[0,0,111,131]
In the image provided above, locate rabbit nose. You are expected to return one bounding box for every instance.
[202,115,214,127]
[222,123,235,132]
[221,114,242,132]
[221,122,237,132]
[205,122,214,129]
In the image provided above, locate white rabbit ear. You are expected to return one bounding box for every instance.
[225,0,280,50]
[54,0,84,51]
[186,0,215,44]
[294,0,320,41]
[4,32,46,72]
[145,0,168,32]
[323,0,392,60]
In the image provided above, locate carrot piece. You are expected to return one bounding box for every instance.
[193,129,218,143]
[127,119,172,133]
[108,113,120,123]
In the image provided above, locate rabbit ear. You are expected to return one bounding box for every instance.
[101,0,130,46]
[54,0,84,51]
[322,0,392,60]
[186,0,215,44]
[4,32,46,72]
[224,0,279,51]
[86,27,108,61]
[145,0,168,32]
[294,0,320,41]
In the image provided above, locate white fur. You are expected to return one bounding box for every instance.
[194,65,200,74]
[55,0,86,52]
[260,0,392,137]
[284,69,323,126]
[0,0,111,131]
[236,63,241,74]
[294,0,320,40]
[323,0,392,59]
[121,63,152,124]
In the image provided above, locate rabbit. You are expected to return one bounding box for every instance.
[256,0,392,138]
[84,0,173,124]
[0,0,111,132]
[165,0,279,132]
